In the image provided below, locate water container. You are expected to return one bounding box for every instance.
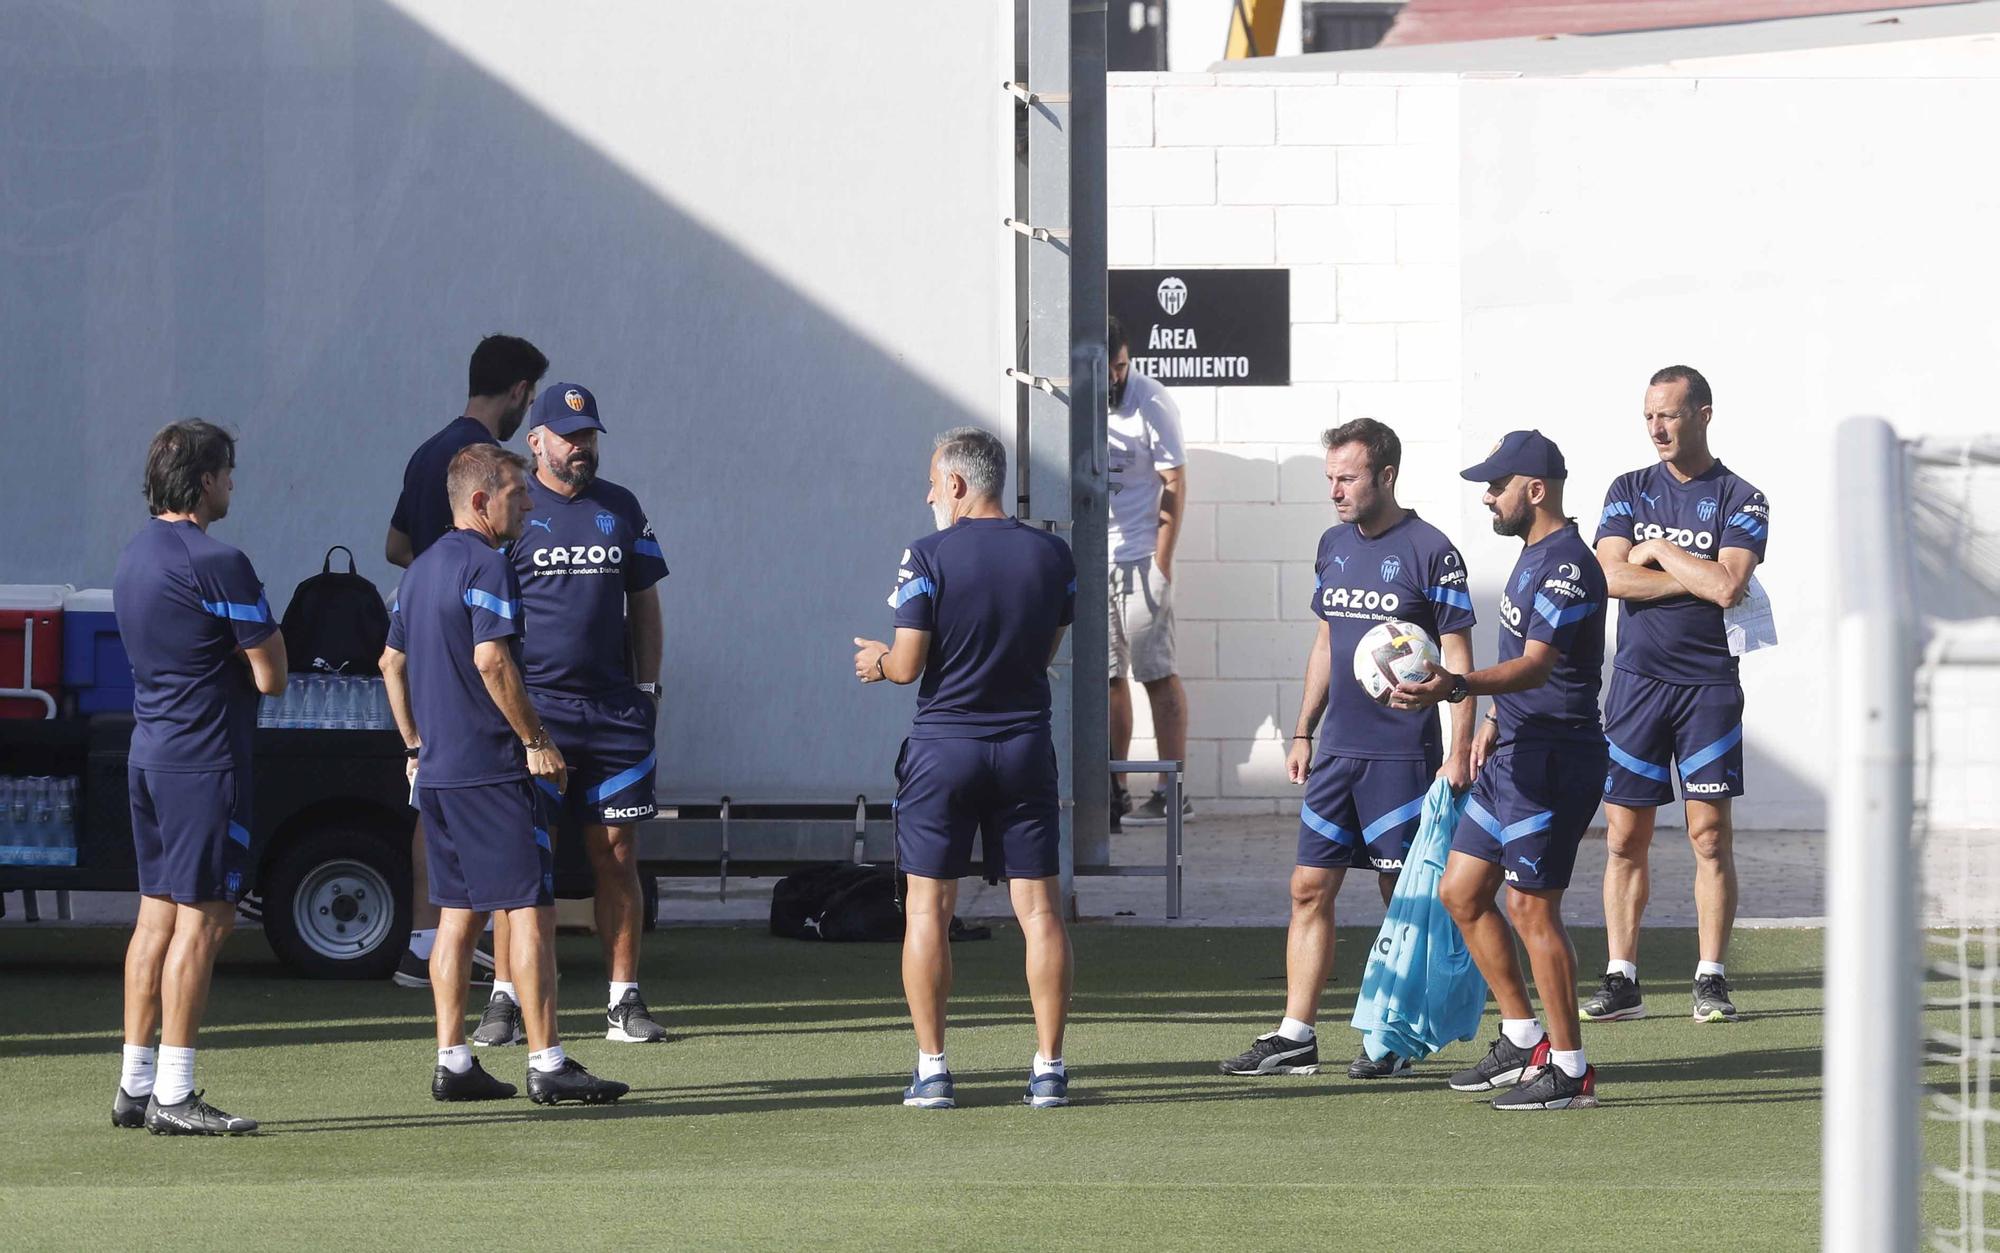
[0,585,67,718]
[61,588,132,713]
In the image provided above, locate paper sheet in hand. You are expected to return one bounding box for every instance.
[1724,574,1777,655]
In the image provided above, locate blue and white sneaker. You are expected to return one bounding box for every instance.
[902,1069,956,1109]
[1023,1068,1069,1109]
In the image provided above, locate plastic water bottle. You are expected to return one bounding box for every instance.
[0,778,15,856]
[373,679,393,730]
[8,776,27,828]
[303,676,326,729]
[276,676,300,728]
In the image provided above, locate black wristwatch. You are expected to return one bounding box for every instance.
[404,745,421,760]
[1445,674,1470,704]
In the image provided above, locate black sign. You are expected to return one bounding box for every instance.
[1110,268,1289,387]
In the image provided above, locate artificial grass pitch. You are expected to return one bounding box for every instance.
[1,925,1830,1250]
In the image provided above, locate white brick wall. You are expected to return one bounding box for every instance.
[1110,70,1462,810]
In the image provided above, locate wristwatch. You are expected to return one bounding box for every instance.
[638,682,661,697]
[1445,674,1470,704]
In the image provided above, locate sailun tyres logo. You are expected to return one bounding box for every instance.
[1379,556,1402,582]
[1558,562,1583,581]
[595,511,616,536]
[1156,276,1187,316]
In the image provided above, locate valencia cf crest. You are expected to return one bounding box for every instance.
[1517,568,1532,594]
[595,511,616,536]
[1379,556,1402,583]
[1697,497,1719,523]
[565,388,587,412]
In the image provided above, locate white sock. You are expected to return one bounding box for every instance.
[1549,1047,1587,1079]
[492,980,518,1004]
[1501,1018,1545,1049]
[408,928,437,960]
[608,981,639,1010]
[917,1050,948,1079]
[1696,960,1726,979]
[1034,1054,1065,1076]
[1278,1016,1315,1041]
[1607,959,1638,982]
[120,1044,157,1097]
[437,1044,473,1074]
[529,1044,568,1074]
[156,1045,196,1105]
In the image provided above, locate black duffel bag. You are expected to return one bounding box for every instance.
[770,863,990,943]
[280,545,391,675]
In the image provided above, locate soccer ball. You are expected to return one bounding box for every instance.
[1353,620,1440,706]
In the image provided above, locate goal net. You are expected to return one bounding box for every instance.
[1829,419,2000,1252]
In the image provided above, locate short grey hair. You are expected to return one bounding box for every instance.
[933,426,1007,501]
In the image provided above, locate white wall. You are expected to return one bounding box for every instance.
[1112,41,2000,827]
[0,1,1013,800]
[1110,67,1464,813]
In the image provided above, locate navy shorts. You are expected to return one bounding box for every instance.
[418,780,554,912]
[895,730,1061,881]
[1451,742,1607,891]
[130,764,251,904]
[530,687,658,826]
[1602,670,1745,807]
[1296,751,1439,873]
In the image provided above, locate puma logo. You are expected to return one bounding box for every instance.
[1638,491,1661,509]
[526,518,554,533]
[1333,555,1349,571]
[1517,855,1543,876]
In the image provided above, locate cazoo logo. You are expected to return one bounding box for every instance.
[1320,586,1401,613]
[530,544,623,568]
[1630,522,1713,551]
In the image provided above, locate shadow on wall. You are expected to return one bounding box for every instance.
[1125,445,1819,828]
[0,2,1004,798]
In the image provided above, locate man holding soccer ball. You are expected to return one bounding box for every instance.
[1219,419,1476,1081]
[1393,430,1608,1110]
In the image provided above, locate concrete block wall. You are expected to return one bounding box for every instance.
[1109,71,1464,814]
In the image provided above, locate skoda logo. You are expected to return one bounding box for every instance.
[1156,276,1187,316]
[565,388,586,413]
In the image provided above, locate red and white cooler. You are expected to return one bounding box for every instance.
[0,585,69,719]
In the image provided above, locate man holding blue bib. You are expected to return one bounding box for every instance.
[1218,419,1476,1082]
[1395,430,1608,1111]
[852,427,1077,1111]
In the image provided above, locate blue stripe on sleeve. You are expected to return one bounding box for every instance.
[464,588,517,619]
[1726,512,1767,540]
[1600,500,1633,524]
[633,538,665,559]
[1426,585,1473,611]
[1533,592,1599,630]
[888,577,934,609]
[202,598,271,623]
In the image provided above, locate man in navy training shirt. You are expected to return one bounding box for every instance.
[1394,429,1609,1111]
[1218,419,1477,1082]
[1585,366,1769,1026]
[112,420,288,1135]
[385,334,547,989]
[472,382,670,1050]
[381,443,627,1106]
[851,426,1077,1110]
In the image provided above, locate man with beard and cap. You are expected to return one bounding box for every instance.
[1392,429,1609,1111]
[469,382,671,1050]
[387,334,549,988]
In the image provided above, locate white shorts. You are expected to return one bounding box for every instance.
[1109,555,1176,683]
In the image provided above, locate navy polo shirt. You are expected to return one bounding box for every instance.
[388,529,527,787]
[511,475,669,697]
[390,417,498,559]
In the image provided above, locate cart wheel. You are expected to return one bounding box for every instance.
[261,825,410,979]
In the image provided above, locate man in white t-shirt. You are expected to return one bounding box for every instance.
[1107,318,1190,827]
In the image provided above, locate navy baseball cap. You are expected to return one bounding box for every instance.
[1460,429,1567,482]
[528,383,606,436]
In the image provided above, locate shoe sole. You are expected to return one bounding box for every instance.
[111,1115,145,1129]
[433,1088,517,1102]
[1495,1093,1600,1111]
[391,972,430,989]
[1024,1096,1070,1108]
[1580,1005,1647,1022]
[1347,1067,1413,1080]
[1693,1009,1741,1023]
[145,1121,257,1136]
[605,1026,668,1043]
[903,1097,956,1109]
[1448,1066,1527,1092]
[1220,1063,1319,1076]
[529,1089,627,1106]
[1122,815,1188,827]
[472,1033,525,1047]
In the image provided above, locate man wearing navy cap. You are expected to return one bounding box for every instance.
[387,334,548,988]
[852,426,1078,1110]
[381,442,628,1106]
[1393,429,1608,1110]
[470,383,671,1050]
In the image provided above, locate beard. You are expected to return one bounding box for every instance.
[1108,377,1127,410]
[931,500,955,532]
[549,449,598,490]
[1490,503,1531,538]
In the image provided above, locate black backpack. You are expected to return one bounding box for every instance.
[280,546,392,675]
[769,863,990,943]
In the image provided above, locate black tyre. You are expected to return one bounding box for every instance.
[261,824,411,979]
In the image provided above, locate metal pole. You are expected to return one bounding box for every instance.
[1068,0,1110,892]
[1824,416,1919,1253]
